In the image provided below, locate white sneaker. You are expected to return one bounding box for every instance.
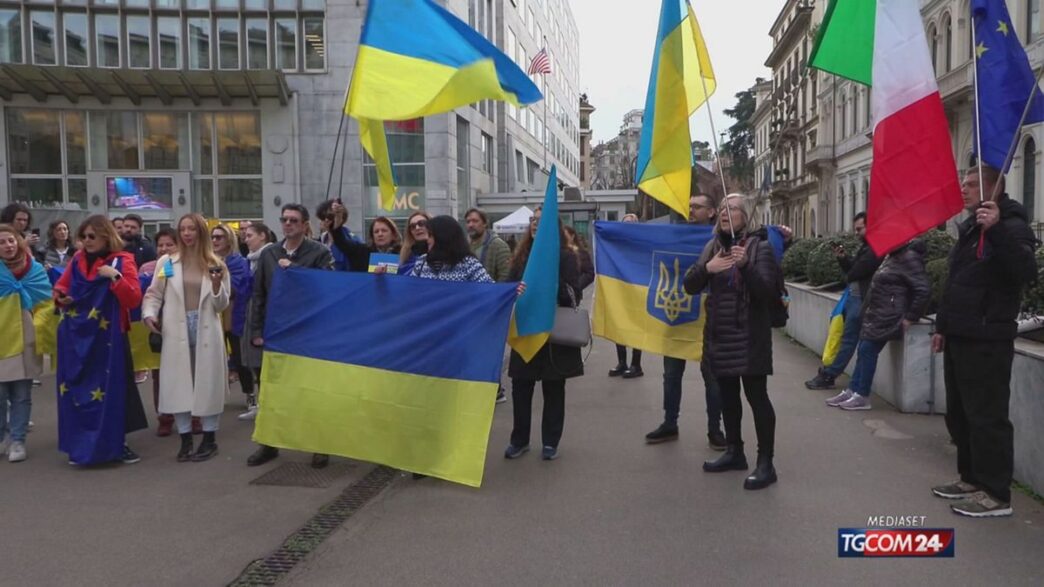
[839,394,872,411]
[825,389,854,407]
[238,406,258,421]
[8,441,26,462]
[27,420,33,431]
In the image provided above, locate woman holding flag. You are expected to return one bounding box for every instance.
[0,224,52,462]
[53,215,148,466]
[685,195,782,490]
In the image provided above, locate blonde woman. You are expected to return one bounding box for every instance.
[142,214,231,462]
[399,211,432,275]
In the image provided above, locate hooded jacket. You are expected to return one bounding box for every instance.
[838,240,882,297]
[859,239,930,342]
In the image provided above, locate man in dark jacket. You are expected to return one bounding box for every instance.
[645,193,727,450]
[806,212,883,389]
[246,203,334,469]
[931,166,1038,518]
[120,214,157,269]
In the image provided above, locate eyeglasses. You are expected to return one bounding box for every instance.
[81,233,99,241]
[409,220,427,230]
[211,234,226,240]
[279,217,301,224]
[319,214,332,222]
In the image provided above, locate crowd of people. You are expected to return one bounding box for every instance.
[0,162,1036,515]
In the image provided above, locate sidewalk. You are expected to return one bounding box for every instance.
[282,333,1044,586]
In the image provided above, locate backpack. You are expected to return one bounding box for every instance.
[751,236,790,328]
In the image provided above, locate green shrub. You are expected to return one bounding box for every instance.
[806,234,861,286]
[1023,247,1044,315]
[925,258,949,316]
[920,230,956,264]
[782,238,819,280]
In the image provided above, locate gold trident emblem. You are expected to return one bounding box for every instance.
[654,257,693,323]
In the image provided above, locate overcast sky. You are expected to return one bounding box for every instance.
[572,0,782,147]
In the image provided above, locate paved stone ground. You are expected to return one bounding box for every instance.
[4,332,1043,586]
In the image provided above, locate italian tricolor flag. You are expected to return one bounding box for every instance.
[810,0,963,255]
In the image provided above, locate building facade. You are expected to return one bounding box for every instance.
[0,0,582,235]
[590,108,641,190]
[579,92,593,190]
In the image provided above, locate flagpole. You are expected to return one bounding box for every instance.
[698,73,734,238]
[990,65,1044,201]
[971,17,986,205]
[542,37,549,172]
[325,86,351,202]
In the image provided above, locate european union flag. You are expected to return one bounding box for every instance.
[973,0,1044,171]
[57,262,133,465]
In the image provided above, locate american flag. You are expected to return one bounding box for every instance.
[528,48,552,75]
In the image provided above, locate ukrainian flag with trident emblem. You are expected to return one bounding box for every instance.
[593,221,713,361]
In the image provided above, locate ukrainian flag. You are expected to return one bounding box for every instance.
[0,258,52,360]
[509,165,559,362]
[592,221,713,361]
[347,0,542,210]
[253,268,518,487]
[636,0,716,218]
[821,287,850,367]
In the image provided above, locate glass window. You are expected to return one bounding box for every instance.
[127,15,151,69]
[11,179,63,208]
[126,0,150,7]
[216,0,239,9]
[215,112,261,175]
[456,117,470,205]
[65,111,86,175]
[188,18,210,70]
[194,113,213,175]
[64,11,88,66]
[218,179,263,218]
[303,17,324,71]
[0,9,21,64]
[275,18,296,70]
[193,179,215,218]
[217,18,239,70]
[6,110,62,174]
[89,111,139,170]
[158,16,181,69]
[95,13,120,67]
[481,132,493,173]
[68,179,87,210]
[187,0,210,9]
[155,0,180,8]
[30,10,56,65]
[274,0,295,9]
[143,113,190,170]
[1030,0,1041,42]
[246,18,267,69]
[303,0,325,10]
[244,0,267,9]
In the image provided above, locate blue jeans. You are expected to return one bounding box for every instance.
[849,339,888,397]
[0,379,33,443]
[824,294,863,378]
[663,356,722,433]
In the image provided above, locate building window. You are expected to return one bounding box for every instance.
[188,18,211,70]
[245,0,266,9]
[7,109,62,175]
[0,9,21,64]
[943,14,952,72]
[31,10,56,66]
[158,16,181,70]
[64,11,88,67]
[363,119,425,218]
[481,132,493,174]
[217,18,239,70]
[928,25,938,73]
[215,112,262,175]
[246,18,268,69]
[276,18,297,70]
[456,116,470,207]
[275,0,296,9]
[89,111,139,170]
[95,13,120,68]
[1024,136,1037,220]
[303,17,325,71]
[194,112,264,218]
[127,15,151,69]
[66,111,86,176]
[527,158,538,184]
[143,113,189,170]
[216,0,239,9]
[1029,0,1041,42]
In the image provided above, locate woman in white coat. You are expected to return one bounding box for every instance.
[143,213,230,462]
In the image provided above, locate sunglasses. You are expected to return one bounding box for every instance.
[81,233,99,241]
[409,220,428,230]
[279,216,302,224]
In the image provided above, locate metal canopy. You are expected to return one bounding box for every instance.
[0,66,291,107]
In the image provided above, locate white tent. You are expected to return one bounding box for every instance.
[493,206,534,234]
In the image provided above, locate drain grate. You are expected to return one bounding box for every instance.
[250,462,358,489]
[229,465,398,586]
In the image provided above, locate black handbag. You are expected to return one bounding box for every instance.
[148,331,162,354]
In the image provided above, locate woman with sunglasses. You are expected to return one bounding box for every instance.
[399,212,433,276]
[53,215,148,465]
[210,223,256,419]
[142,214,231,462]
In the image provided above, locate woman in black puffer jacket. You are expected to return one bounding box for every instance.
[825,239,930,411]
[684,194,782,490]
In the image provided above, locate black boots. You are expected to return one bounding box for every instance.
[192,431,218,462]
[804,369,837,390]
[177,433,193,462]
[247,445,279,466]
[744,454,778,490]
[703,444,748,472]
[608,363,628,377]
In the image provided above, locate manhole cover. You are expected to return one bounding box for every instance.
[250,462,357,488]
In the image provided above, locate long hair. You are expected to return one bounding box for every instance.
[400,211,432,264]
[76,215,124,253]
[509,206,569,276]
[47,220,70,249]
[425,215,473,267]
[0,223,29,261]
[562,225,589,254]
[211,223,240,257]
[369,216,402,250]
[175,213,224,270]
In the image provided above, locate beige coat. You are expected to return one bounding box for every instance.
[0,310,41,383]
[142,254,230,416]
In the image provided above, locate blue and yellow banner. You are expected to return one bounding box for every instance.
[592,221,713,361]
[822,287,850,367]
[0,258,52,360]
[508,165,558,362]
[347,0,542,210]
[254,268,517,487]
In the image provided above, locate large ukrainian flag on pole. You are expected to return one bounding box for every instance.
[347,0,543,210]
[253,269,517,487]
[592,221,713,361]
[636,0,716,218]
[508,166,559,362]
